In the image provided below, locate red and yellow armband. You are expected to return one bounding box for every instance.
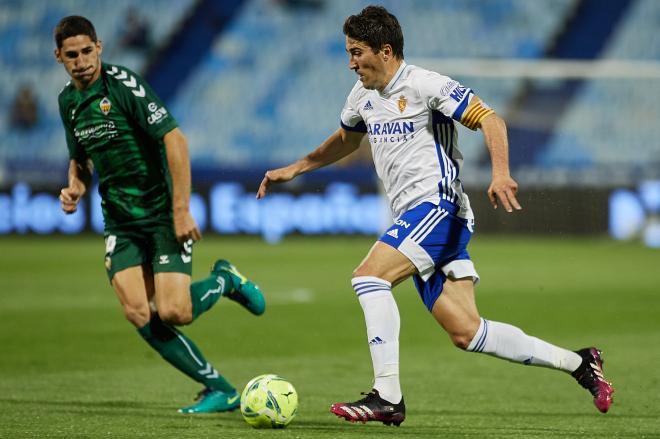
[461,100,495,130]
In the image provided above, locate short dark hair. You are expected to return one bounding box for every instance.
[343,5,404,59]
[54,15,97,49]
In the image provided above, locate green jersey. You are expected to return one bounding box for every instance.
[58,62,178,231]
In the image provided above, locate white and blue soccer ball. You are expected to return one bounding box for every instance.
[240,374,298,429]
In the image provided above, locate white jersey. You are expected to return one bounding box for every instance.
[340,62,481,220]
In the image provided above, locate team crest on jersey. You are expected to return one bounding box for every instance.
[398,95,407,113]
[99,97,112,115]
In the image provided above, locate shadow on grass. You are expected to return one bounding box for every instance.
[2,398,654,438]
[292,413,657,439]
[0,397,167,410]
[414,407,656,420]
[0,397,244,424]
[291,417,432,436]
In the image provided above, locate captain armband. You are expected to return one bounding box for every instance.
[461,100,495,130]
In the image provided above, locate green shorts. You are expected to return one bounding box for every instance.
[103,223,193,282]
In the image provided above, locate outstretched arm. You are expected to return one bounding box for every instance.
[164,127,202,243]
[60,159,93,214]
[256,128,365,199]
[477,103,522,213]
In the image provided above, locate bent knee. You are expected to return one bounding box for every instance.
[158,305,192,326]
[352,266,370,279]
[352,263,386,279]
[123,304,150,328]
[447,320,481,350]
[449,332,474,350]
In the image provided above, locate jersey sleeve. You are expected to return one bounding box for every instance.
[416,71,493,131]
[107,65,178,141]
[58,93,86,161]
[339,82,367,133]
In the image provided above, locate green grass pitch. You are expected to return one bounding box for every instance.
[0,235,658,438]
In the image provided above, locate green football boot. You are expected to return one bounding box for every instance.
[178,388,241,414]
[211,260,266,316]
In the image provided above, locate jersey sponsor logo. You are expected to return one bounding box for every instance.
[395,219,411,229]
[363,100,373,111]
[398,95,407,113]
[106,66,146,97]
[367,121,414,135]
[386,228,399,239]
[147,102,169,125]
[449,85,467,102]
[74,121,118,142]
[99,97,112,115]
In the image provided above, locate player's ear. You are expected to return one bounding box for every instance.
[381,44,392,61]
[96,40,103,56]
[54,48,62,63]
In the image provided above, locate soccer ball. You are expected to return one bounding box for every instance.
[240,374,298,429]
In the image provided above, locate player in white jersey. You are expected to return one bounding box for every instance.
[257,5,613,425]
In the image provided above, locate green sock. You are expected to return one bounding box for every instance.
[138,315,235,393]
[189,271,235,321]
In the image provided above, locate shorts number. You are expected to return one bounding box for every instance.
[181,239,193,263]
[105,235,117,254]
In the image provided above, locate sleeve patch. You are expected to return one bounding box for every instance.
[147,102,169,125]
[439,80,459,97]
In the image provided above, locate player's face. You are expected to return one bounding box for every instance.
[345,37,388,91]
[55,35,103,90]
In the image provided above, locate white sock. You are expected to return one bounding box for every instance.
[352,276,402,404]
[467,317,582,373]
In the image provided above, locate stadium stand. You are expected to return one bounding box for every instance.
[171,0,579,170]
[541,0,660,180]
[0,0,657,187]
[0,0,194,183]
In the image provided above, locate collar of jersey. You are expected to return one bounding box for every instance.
[380,61,408,96]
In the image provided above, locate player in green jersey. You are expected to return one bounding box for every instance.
[54,15,266,414]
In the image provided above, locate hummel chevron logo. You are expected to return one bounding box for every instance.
[369,336,385,345]
[386,228,399,239]
[363,100,373,111]
[106,66,146,97]
[123,75,137,88]
[198,362,219,379]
